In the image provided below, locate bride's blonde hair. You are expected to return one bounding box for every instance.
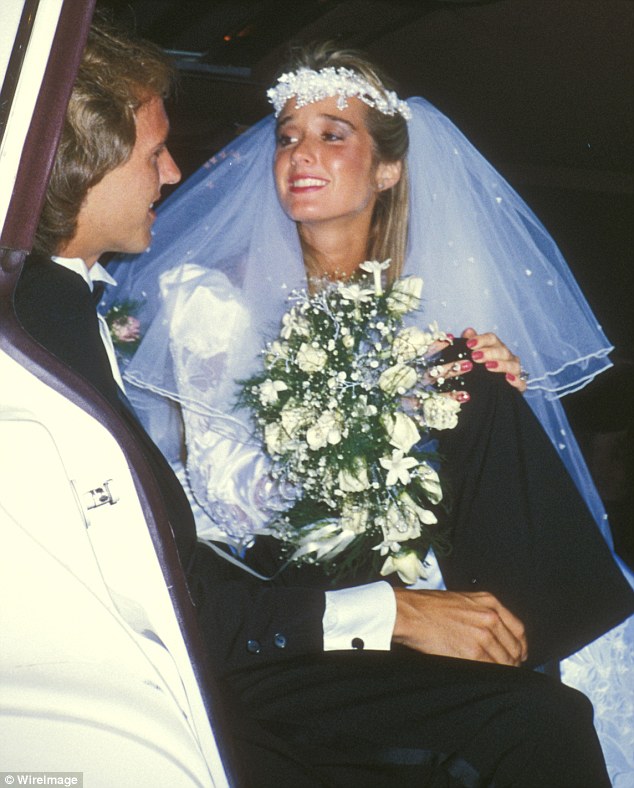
[276,42,410,282]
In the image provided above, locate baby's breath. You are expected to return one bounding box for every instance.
[238,263,460,584]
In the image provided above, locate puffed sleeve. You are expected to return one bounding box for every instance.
[162,265,292,550]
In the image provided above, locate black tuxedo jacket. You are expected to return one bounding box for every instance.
[15,253,634,677]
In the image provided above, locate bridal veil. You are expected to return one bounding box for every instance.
[106,97,615,540]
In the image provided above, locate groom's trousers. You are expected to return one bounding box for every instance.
[220,649,608,787]
[192,361,633,786]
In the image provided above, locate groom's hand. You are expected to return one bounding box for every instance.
[392,589,528,666]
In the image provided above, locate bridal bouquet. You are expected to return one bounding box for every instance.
[239,261,462,584]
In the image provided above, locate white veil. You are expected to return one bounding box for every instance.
[105,96,614,540]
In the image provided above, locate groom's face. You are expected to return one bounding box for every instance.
[62,96,181,267]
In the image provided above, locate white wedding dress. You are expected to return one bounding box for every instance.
[125,261,634,786]
[108,97,634,783]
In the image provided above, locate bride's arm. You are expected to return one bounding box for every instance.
[164,266,288,548]
[184,411,289,547]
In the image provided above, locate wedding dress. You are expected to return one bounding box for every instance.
[106,97,634,783]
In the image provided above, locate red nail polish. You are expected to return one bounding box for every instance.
[471,350,484,360]
[466,339,478,349]
[457,391,470,403]
[460,360,473,372]
[447,333,455,340]
[485,360,498,369]
[506,373,516,382]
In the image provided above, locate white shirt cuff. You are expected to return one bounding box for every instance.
[323,581,396,651]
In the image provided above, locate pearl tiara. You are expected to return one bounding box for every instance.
[267,66,412,121]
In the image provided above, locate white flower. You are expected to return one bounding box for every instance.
[353,395,378,419]
[280,309,310,339]
[339,282,374,305]
[379,449,418,485]
[259,379,288,405]
[379,500,422,543]
[373,539,402,556]
[399,491,438,526]
[264,422,292,455]
[415,462,443,504]
[383,411,421,453]
[386,275,423,314]
[426,320,449,342]
[340,502,370,534]
[296,342,328,373]
[265,339,290,366]
[421,393,461,430]
[359,259,391,295]
[306,410,343,450]
[280,401,309,437]
[379,363,417,395]
[392,326,433,361]
[338,459,371,492]
[376,492,435,549]
[380,551,427,584]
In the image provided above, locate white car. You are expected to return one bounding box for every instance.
[0,3,230,785]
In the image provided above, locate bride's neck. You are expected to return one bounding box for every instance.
[298,219,370,283]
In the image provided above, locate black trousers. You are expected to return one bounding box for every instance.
[224,650,609,787]
[198,359,629,786]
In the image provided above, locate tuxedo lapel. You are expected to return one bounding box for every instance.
[15,255,121,407]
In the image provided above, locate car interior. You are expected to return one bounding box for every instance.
[1,1,631,783]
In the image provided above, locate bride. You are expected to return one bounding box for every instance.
[107,43,634,782]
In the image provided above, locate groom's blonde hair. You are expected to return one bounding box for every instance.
[34,17,174,257]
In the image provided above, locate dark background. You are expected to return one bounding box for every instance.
[98,0,633,357]
[98,0,633,562]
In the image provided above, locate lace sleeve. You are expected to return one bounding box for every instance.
[162,265,291,550]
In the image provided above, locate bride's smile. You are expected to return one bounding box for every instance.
[288,176,329,191]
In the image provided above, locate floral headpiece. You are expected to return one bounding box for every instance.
[267,67,412,120]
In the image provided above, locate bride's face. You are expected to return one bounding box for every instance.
[273,96,384,230]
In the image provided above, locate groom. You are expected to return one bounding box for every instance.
[14,18,624,787]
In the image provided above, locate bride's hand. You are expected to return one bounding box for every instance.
[461,327,527,393]
[423,339,472,403]
[424,328,527,400]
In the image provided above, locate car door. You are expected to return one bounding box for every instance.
[0,3,232,784]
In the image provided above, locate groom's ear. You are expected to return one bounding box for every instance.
[375,160,402,192]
